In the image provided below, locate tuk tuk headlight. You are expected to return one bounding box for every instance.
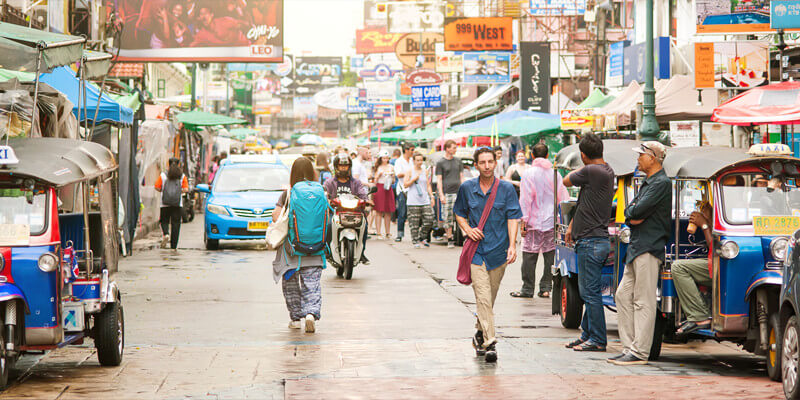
[771,237,789,261]
[720,240,739,259]
[619,227,631,244]
[0,253,4,272]
[207,204,229,216]
[38,253,58,272]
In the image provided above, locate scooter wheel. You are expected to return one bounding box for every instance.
[485,350,497,363]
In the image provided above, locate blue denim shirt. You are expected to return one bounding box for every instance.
[454,177,522,270]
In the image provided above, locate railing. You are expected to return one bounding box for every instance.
[1,1,45,30]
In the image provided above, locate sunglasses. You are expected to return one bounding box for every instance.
[638,144,657,158]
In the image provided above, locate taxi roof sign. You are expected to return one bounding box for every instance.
[224,154,281,165]
[748,143,793,156]
[0,145,19,165]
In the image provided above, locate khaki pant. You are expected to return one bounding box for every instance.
[615,253,660,360]
[471,262,507,348]
[671,258,712,322]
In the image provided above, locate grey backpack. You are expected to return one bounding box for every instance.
[162,177,182,207]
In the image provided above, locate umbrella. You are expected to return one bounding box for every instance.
[296,133,324,145]
[712,81,800,125]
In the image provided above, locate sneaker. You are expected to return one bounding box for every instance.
[289,320,301,329]
[360,254,370,265]
[422,240,430,248]
[472,330,485,356]
[606,353,626,363]
[610,353,647,366]
[484,343,498,363]
[395,237,402,242]
[447,241,455,249]
[304,314,316,333]
[413,242,421,249]
[161,234,170,249]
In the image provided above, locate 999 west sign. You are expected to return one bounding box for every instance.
[444,17,513,51]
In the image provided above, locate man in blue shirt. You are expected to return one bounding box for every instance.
[454,147,522,363]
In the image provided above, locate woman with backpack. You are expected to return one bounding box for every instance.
[154,157,189,249]
[272,157,326,333]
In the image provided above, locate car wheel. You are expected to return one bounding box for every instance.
[769,313,783,381]
[784,315,800,399]
[204,231,219,250]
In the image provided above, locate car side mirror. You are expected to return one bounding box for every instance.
[196,184,211,194]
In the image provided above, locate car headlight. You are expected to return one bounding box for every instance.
[771,237,789,261]
[38,253,58,272]
[207,204,229,216]
[340,197,359,209]
[619,227,631,244]
[720,240,739,259]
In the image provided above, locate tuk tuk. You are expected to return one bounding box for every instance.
[0,138,124,388]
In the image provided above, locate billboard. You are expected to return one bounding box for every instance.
[356,27,404,54]
[528,0,586,15]
[607,41,626,87]
[444,17,513,51]
[110,0,283,62]
[293,57,342,89]
[695,0,797,34]
[623,37,670,85]
[560,109,597,130]
[694,41,769,89]
[520,42,550,113]
[387,2,446,33]
[435,42,463,73]
[394,33,443,69]
[463,52,511,84]
[411,85,442,109]
[771,1,800,29]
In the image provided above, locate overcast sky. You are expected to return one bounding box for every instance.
[284,0,363,57]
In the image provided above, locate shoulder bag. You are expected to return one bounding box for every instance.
[265,192,290,250]
[457,178,500,285]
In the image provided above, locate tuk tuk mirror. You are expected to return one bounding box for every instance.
[24,190,33,205]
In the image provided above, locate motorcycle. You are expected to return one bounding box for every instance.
[328,192,371,280]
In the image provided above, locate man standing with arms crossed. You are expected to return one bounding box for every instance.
[394,143,415,242]
[436,140,463,249]
[609,141,671,365]
[454,147,522,362]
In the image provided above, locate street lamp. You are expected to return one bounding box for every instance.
[638,0,660,141]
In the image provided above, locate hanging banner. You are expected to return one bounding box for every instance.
[435,42,462,73]
[694,41,769,89]
[520,42,550,113]
[607,41,626,87]
[364,0,388,27]
[443,17,513,51]
[623,37,670,85]
[356,27,404,54]
[411,85,442,109]
[394,32,444,69]
[387,2,446,33]
[463,52,511,83]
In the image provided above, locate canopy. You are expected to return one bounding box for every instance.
[39,66,134,125]
[82,50,113,79]
[453,110,556,133]
[578,88,615,109]
[176,110,247,130]
[654,75,718,122]
[0,22,84,71]
[448,81,517,124]
[405,124,450,143]
[555,139,641,176]
[108,91,142,113]
[712,81,800,126]
[662,146,750,179]
[2,137,117,187]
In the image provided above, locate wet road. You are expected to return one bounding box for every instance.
[0,220,783,399]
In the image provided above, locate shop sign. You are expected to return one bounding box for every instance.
[607,41,625,87]
[528,0,586,16]
[356,27,404,54]
[294,57,342,88]
[387,2,445,33]
[358,64,401,81]
[520,42,550,113]
[669,120,701,148]
[400,102,447,113]
[394,32,444,69]
[560,108,597,130]
[463,52,510,83]
[444,17,513,51]
[694,41,769,89]
[411,85,442,109]
[406,69,443,86]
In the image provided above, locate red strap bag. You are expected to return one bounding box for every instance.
[457,178,500,285]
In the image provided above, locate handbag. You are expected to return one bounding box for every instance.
[266,194,290,250]
[457,178,500,285]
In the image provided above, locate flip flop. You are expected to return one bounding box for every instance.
[510,291,534,298]
[573,342,606,352]
[677,319,711,335]
[538,291,550,298]
[565,338,586,348]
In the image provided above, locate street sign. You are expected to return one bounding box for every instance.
[410,85,441,109]
[772,1,800,29]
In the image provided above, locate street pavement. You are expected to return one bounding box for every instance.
[0,220,784,399]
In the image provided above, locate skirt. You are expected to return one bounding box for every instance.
[373,183,396,213]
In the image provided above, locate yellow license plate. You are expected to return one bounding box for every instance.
[247,221,270,231]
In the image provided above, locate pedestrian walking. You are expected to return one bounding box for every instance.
[511,144,568,299]
[609,141,671,365]
[493,146,507,178]
[436,140,463,248]
[405,152,434,248]
[563,133,615,352]
[154,157,189,249]
[315,152,333,185]
[393,143,415,242]
[504,150,531,198]
[454,147,522,362]
[373,150,396,239]
[272,157,325,333]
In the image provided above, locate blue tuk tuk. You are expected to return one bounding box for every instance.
[0,137,124,388]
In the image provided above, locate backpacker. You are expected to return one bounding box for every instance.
[162,175,182,207]
[286,181,332,268]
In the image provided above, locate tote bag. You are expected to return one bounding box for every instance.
[265,195,290,250]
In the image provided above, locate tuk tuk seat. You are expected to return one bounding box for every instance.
[58,212,105,271]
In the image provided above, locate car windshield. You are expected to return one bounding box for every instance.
[0,189,47,236]
[213,167,288,192]
[721,173,800,225]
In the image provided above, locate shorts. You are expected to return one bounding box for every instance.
[443,193,457,226]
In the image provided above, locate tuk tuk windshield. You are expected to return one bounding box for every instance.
[0,189,47,234]
[213,167,288,192]
[721,173,800,225]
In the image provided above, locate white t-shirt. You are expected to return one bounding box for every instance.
[352,158,370,184]
[393,156,412,193]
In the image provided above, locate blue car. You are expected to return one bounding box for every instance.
[195,155,289,250]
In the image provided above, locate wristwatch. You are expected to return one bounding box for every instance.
[701,224,709,231]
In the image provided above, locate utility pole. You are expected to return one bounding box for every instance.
[638,0,659,141]
[190,63,197,111]
[778,29,787,144]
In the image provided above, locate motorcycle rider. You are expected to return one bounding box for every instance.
[323,154,370,264]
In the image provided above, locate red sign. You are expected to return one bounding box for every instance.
[405,69,443,86]
[356,28,404,54]
[444,17,513,51]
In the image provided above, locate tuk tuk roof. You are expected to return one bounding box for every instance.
[1,138,117,187]
[663,146,753,179]
[555,139,641,176]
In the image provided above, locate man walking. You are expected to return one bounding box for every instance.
[563,133,615,352]
[436,140,463,248]
[394,143,414,242]
[609,141,671,365]
[454,147,522,362]
[511,143,569,299]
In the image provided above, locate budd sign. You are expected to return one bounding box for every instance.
[395,33,444,69]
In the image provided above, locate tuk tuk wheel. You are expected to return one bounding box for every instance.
[95,301,124,366]
[559,275,583,329]
[768,313,783,382]
[0,330,9,390]
[648,313,666,361]
[782,315,800,399]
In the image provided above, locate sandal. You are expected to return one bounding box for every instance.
[565,338,586,348]
[510,291,533,298]
[573,342,606,352]
[677,319,711,335]
[538,291,550,298]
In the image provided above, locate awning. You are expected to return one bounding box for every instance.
[0,22,84,71]
[578,88,615,109]
[448,81,517,124]
[176,110,247,130]
[0,37,39,72]
[712,81,800,126]
[39,66,134,125]
[108,91,142,113]
[82,50,112,79]
[453,110,558,136]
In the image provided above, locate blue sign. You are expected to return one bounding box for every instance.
[350,56,364,69]
[366,103,392,119]
[772,1,800,29]
[528,0,585,15]
[463,52,511,84]
[608,41,625,79]
[411,85,442,109]
[346,96,372,113]
[623,37,670,85]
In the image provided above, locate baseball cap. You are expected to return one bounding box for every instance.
[633,141,666,162]
[378,149,390,158]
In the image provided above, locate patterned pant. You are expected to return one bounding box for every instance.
[443,193,457,227]
[407,204,434,243]
[281,266,323,321]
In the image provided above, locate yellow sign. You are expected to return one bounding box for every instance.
[248,221,270,232]
[752,216,800,236]
[560,108,597,131]
[0,224,29,246]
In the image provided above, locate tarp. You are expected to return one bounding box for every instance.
[453,110,559,136]
[82,50,112,79]
[39,66,134,125]
[176,110,247,129]
[597,81,641,122]
[448,81,517,124]
[0,37,39,72]
[578,88,615,109]
[654,75,718,122]
[108,91,142,113]
[0,22,84,71]
[712,81,800,126]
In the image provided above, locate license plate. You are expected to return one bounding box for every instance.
[248,221,270,231]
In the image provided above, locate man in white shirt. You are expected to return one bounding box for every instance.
[351,146,371,185]
[393,143,415,241]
